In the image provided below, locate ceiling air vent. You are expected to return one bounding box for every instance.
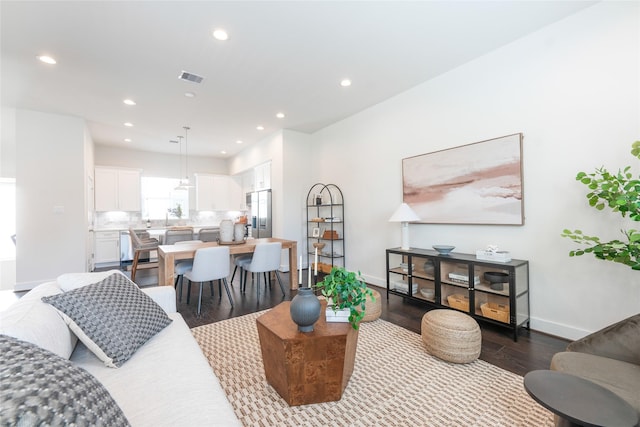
[178,71,204,84]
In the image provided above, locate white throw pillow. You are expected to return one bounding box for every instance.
[57,269,125,291]
[0,282,77,359]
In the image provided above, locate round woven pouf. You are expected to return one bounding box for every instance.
[421,309,481,363]
[360,288,381,322]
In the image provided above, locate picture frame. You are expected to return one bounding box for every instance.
[312,227,321,238]
[402,133,524,225]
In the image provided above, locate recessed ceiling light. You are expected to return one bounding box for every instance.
[212,29,229,41]
[123,99,136,106]
[184,91,196,98]
[340,79,352,87]
[37,55,56,65]
[221,150,227,154]
[124,122,133,127]
[236,140,243,144]
[276,112,285,119]
[256,125,264,131]
[124,138,132,142]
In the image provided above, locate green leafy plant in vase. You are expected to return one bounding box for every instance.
[315,266,375,330]
[561,141,640,270]
[167,203,183,219]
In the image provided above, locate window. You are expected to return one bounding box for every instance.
[141,177,189,220]
[0,178,16,260]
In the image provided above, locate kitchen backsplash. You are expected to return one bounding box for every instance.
[94,210,244,230]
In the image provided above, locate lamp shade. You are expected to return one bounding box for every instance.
[389,203,420,222]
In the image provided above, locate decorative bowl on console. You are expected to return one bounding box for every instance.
[484,271,509,291]
[432,245,455,255]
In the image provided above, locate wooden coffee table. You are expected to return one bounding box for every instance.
[256,301,358,406]
[524,370,639,427]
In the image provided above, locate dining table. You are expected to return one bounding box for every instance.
[157,237,299,290]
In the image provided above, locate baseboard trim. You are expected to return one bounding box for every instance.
[362,274,586,341]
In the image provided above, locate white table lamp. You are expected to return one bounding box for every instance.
[389,203,421,250]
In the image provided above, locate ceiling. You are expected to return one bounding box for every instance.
[1,1,596,158]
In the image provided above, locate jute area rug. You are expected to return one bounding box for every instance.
[191,311,553,427]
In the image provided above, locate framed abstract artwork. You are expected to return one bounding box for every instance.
[402,133,524,225]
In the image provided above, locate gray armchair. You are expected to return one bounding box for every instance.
[550,314,640,418]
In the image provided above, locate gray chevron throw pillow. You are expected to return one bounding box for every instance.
[42,273,172,367]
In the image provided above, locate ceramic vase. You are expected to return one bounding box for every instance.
[220,220,234,242]
[233,223,245,242]
[290,287,321,332]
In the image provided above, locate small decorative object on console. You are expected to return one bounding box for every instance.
[448,272,480,286]
[476,244,511,262]
[484,271,509,291]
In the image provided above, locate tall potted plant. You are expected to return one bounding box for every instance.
[562,141,640,270]
[315,266,375,330]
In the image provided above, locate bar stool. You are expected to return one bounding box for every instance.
[128,228,159,283]
[198,228,219,242]
[164,227,194,245]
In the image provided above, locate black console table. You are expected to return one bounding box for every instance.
[386,247,529,341]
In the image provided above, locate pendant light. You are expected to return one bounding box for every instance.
[173,136,184,190]
[181,126,194,188]
[174,126,194,190]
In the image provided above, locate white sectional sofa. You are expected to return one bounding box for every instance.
[0,270,240,426]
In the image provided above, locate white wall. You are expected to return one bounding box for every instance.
[0,107,17,290]
[15,110,89,289]
[1,107,16,178]
[309,2,640,339]
[229,130,313,271]
[95,145,227,177]
[282,130,313,268]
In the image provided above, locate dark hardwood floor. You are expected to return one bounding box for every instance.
[174,269,570,377]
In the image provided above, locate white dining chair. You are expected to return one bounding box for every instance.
[183,246,233,315]
[173,240,202,303]
[238,242,285,299]
[231,254,252,287]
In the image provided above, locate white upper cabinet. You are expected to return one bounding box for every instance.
[196,174,242,211]
[254,162,271,191]
[94,167,141,212]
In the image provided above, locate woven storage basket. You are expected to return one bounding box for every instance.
[447,294,469,311]
[359,288,381,322]
[481,302,509,323]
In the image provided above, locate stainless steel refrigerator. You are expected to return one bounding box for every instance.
[246,189,272,238]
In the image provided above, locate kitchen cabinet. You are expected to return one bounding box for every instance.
[95,167,141,211]
[254,162,271,191]
[94,230,120,267]
[195,174,242,211]
[386,247,530,341]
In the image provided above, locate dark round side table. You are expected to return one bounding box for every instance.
[524,370,639,427]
